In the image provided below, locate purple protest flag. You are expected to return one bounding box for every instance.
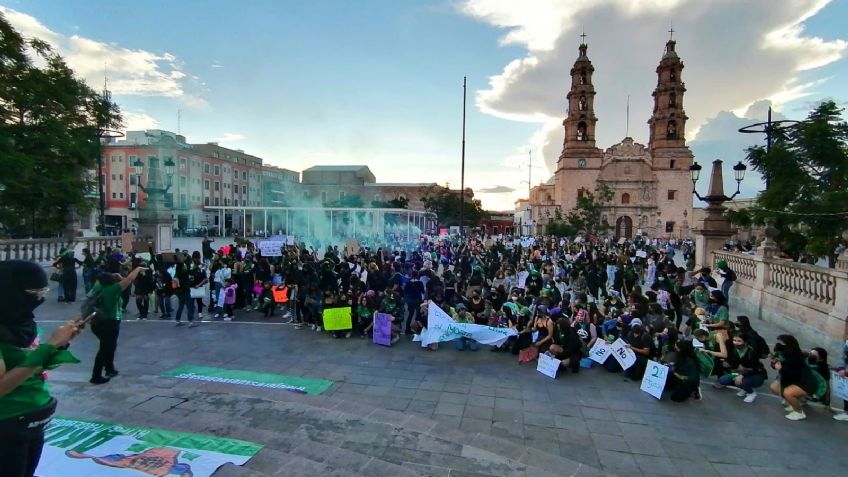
[373,312,393,347]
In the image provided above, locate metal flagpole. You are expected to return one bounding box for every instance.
[460,76,466,238]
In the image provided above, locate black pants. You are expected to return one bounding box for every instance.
[135,295,150,318]
[61,269,78,302]
[92,319,120,378]
[0,399,56,477]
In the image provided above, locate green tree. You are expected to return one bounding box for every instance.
[370,196,409,209]
[726,101,848,265]
[326,194,364,208]
[423,185,486,227]
[563,184,614,236]
[0,14,122,238]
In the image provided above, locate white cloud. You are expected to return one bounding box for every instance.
[1,7,206,107]
[122,111,160,132]
[462,0,847,175]
[212,133,246,143]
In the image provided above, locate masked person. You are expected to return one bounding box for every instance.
[0,260,83,477]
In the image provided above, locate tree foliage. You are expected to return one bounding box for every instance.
[325,194,364,208]
[726,101,848,264]
[370,196,409,209]
[545,184,614,237]
[422,186,487,227]
[0,13,122,237]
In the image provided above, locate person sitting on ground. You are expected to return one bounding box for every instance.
[623,318,653,380]
[667,340,703,402]
[703,290,730,330]
[452,303,477,351]
[550,317,583,374]
[713,332,768,403]
[531,305,555,355]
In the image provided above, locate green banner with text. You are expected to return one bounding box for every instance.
[162,365,334,395]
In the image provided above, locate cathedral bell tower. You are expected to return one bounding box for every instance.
[557,39,603,170]
[647,38,689,150]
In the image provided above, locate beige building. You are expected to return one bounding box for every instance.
[299,165,440,211]
[553,39,694,238]
[529,179,559,235]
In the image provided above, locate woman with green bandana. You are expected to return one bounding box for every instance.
[0,260,83,477]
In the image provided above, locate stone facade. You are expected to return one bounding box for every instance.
[553,40,694,239]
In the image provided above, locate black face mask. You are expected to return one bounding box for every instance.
[0,261,48,348]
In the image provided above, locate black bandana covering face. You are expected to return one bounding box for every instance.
[0,260,48,348]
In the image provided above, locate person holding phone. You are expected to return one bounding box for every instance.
[88,266,146,384]
[0,260,84,477]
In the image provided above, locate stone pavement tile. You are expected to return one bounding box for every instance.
[395,378,422,389]
[468,395,496,408]
[402,414,437,433]
[419,380,447,391]
[522,389,550,401]
[750,467,797,477]
[435,402,466,417]
[518,447,583,476]
[711,463,755,477]
[386,387,417,399]
[359,457,422,477]
[491,421,526,441]
[581,406,617,421]
[522,411,552,428]
[432,413,462,427]
[371,376,397,387]
[553,415,588,432]
[617,422,661,439]
[452,383,472,394]
[440,392,469,405]
[659,440,703,461]
[591,433,630,453]
[668,459,720,477]
[385,398,411,411]
[557,442,601,468]
[595,449,637,473]
[493,408,523,423]
[611,410,650,425]
[400,462,451,477]
[469,385,497,396]
[469,433,526,461]
[524,424,558,441]
[416,434,464,456]
[496,387,525,399]
[623,436,667,457]
[457,415,495,439]
[414,389,442,402]
[465,405,494,420]
[522,400,553,413]
[633,454,681,476]
[132,396,187,413]
[342,374,375,385]
[495,397,523,411]
[584,418,622,436]
[407,399,437,415]
[361,385,393,397]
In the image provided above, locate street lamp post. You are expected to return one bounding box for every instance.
[688,159,747,268]
[132,156,176,253]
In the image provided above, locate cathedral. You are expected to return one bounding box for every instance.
[552,38,694,239]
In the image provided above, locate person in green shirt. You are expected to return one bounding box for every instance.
[0,260,83,477]
[87,266,145,385]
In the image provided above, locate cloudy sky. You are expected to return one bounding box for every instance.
[2,0,846,210]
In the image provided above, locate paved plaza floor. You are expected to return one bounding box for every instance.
[35,290,848,477]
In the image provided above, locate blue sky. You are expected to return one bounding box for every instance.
[2,0,846,210]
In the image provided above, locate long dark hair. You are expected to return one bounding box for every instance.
[776,334,802,357]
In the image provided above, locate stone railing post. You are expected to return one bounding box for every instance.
[827,269,848,345]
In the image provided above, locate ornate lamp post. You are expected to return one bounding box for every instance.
[688,159,747,268]
[132,156,176,253]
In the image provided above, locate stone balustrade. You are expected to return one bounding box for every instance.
[712,249,848,357]
[0,236,125,263]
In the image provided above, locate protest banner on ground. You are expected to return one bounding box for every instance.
[37,417,261,477]
[256,238,285,257]
[640,360,669,399]
[163,365,334,395]
[322,307,353,331]
[833,373,848,401]
[588,340,613,364]
[537,353,560,379]
[414,305,517,347]
[373,312,392,346]
[610,338,637,370]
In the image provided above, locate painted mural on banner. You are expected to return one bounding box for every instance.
[373,312,392,346]
[414,305,517,347]
[37,417,261,477]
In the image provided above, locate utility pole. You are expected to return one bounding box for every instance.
[459,76,466,237]
[527,149,532,199]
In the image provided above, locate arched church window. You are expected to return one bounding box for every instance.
[669,69,676,82]
[621,193,630,205]
[580,70,587,85]
[668,92,676,108]
[578,95,587,111]
[666,120,678,139]
[577,122,587,141]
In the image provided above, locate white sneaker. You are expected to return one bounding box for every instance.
[833,413,848,421]
[310,324,317,331]
[245,307,252,311]
[316,326,322,332]
[197,313,204,319]
[736,389,748,398]
[214,313,221,318]
[785,411,806,421]
[743,392,757,403]
[223,316,232,321]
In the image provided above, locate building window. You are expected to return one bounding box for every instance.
[665,221,675,233]
[234,199,239,206]
[111,174,116,180]
[577,188,585,199]
[118,192,124,199]
[130,175,137,186]
[180,194,187,208]
[667,120,678,139]
[111,192,117,199]
[668,92,676,108]
[667,190,677,201]
[621,193,630,205]
[204,197,210,206]
[242,171,247,180]
[180,158,187,168]
[321,191,328,203]
[577,122,587,141]
[242,185,247,194]
[180,176,187,186]
[129,155,138,164]
[339,191,346,200]
[118,174,123,180]
[130,192,136,205]
[670,159,676,169]
[214,182,220,191]
[214,165,220,175]
[204,163,210,174]
[204,180,210,190]
[214,198,219,206]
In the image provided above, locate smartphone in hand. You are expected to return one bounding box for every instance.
[76,312,97,326]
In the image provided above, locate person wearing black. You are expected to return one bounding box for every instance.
[550,317,583,374]
[402,271,425,334]
[132,264,155,320]
[714,332,768,403]
[53,250,82,303]
[770,334,820,421]
[201,236,215,263]
[667,340,701,402]
[172,256,195,326]
[623,319,653,380]
[0,260,83,477]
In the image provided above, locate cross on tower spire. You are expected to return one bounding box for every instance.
[580,31,587,43]
[668,22,674,41]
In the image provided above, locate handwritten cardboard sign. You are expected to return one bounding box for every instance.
[373,312,392,346]
[640,360,669,399]
[610,338,637,370]
[537,353,559,379]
